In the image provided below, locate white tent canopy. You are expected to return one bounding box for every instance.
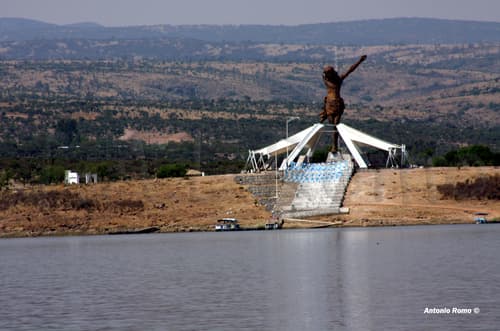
[336,123,406,168]
[252,124,323,157]
[246,123,406,171]
[246,124,324,171]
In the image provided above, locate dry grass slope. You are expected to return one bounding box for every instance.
[1,166,499,237]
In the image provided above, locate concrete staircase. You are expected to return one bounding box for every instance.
[274,181,299,213]
[234,157,354,218]
[280,158,354,218]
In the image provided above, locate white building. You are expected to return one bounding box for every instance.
[64,170,79,184]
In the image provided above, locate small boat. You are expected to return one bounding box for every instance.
[265,213,283,230]
[265,221,283,230]
[474,212,500,224]
[215,218,240,231]
[475,217,487,224]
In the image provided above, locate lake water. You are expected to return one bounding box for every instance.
[1,225,499,331]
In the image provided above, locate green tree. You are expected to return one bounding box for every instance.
[40,165,65,184]
[55,119,79,146]
[0,169,11,190]
[156,164,187,178]
[432,156,448,167]
[456,145,496,166]
[433,145,499,166]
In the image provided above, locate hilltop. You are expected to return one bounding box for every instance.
[1,18,500,61]
[1,17,500,45]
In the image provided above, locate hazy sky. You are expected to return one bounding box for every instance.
[2,0,500,26]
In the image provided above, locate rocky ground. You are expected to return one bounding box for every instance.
[0,167,498,237]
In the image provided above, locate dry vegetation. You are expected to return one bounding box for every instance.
[0,43,498,161]
[2,42,499,126]
[118,128,194,144]
[1,167,499,238]
[437,174,500,200]
[0,175,271,237]
[330,167,500,227]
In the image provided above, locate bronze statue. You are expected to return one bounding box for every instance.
[319,55,367,153]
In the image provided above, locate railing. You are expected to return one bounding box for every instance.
[283,161,351,183]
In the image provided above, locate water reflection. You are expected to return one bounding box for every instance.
[0,225,499,330]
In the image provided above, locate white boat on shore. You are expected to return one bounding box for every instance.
[215,218,241,231]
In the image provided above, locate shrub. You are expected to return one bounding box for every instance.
[40,165,65,184]
[156,164,187,178]
[107,199,144,212]
[437,175,500,200]
[0,190,98,211]
[0,170,11,190]
[432,145,499,167]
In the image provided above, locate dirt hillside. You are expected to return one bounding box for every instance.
[0,175,270,237]
[0,167,498,237]
[333,167,500,227]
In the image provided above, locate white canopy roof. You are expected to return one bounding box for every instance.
[248,123,406,170]
[252,124,324,157]
[336,123,403,168]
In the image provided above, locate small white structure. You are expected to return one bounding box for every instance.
[84,173,98,184]
[246,123,407,172]
[64,170,79,184]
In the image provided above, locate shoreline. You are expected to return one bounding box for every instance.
[0,219,487,239]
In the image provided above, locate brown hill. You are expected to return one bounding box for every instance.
[0,166,498,238]
[334,166,500,226]
[0,175,270,237]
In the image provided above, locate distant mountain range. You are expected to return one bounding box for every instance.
[1,17,500,45]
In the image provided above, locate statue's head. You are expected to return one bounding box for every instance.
[323,66,338,81]
[323,65,334,73]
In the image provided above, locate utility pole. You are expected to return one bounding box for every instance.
[286,116,300,161]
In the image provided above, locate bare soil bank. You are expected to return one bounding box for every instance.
[0,175,270,237]
[0,167,499,237]
[328,166,500,227]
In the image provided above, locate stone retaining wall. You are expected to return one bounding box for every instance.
[235,172,281,211]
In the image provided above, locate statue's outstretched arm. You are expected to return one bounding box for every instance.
[340,55,367,80]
